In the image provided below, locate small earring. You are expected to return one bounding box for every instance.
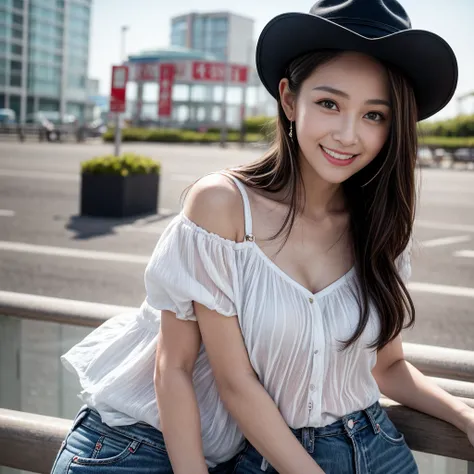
[289,121,293,139]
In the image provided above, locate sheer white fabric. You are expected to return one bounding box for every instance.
[62,174,412,468]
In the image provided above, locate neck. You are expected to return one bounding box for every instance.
[298,154,346,218]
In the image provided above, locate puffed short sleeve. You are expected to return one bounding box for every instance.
[142,214,238,321]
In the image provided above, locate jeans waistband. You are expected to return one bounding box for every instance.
[290,401,384,440]
[72,406,165,450]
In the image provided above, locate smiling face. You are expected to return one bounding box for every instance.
[279,51,393,184]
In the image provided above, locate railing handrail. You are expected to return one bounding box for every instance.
[1,290,474,472]
[1,401,473,473]
[1,290,474,383]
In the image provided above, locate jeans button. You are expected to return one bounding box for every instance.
[348,419,355,429]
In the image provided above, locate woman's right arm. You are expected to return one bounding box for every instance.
[154,310,209,474]
[185,177,325,474]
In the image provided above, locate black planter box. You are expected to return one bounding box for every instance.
[80,173,160,218]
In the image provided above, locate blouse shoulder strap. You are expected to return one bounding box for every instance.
[218,171,254,240]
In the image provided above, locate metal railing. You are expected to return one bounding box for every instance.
[0,123,89,143]
[1,290,473,473]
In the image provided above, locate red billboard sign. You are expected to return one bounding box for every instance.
[110,65,128,113]
[192,61,248,84]
[158,63,175,118]
[134,62,159,82]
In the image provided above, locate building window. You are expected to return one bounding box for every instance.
[30,31,63,50]
[29,48,62,65]
[69,3,89,22]
[28,79,61,96]
[10,73,22,87]
[170,19,187,47]
[29,19,64,39]
[67,71,86,89]
[10,59,21,73]
[12,27,23,39]
[12,13,23,25]
[11,42,22,55]
[30,5,63,24]
[13,0,24,9]
[210,17,228,33]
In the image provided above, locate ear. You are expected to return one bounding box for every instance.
[278,78,296,121]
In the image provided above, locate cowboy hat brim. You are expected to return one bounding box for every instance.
[256,13,458,121]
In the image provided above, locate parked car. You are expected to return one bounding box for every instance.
[453,148,474,163]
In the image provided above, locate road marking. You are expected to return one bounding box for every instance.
[0,169,79,181]
[422,187,474,195]
[416,220,474,233]
[118,224,170,234]
[454,250,474,259]
[408,282,474,299]
[0,209,15,217]
[420,235,471,248]
[0,241,150,264]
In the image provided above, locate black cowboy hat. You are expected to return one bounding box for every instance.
[256,0,458,121]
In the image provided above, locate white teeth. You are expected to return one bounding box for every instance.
[322,146,355,160]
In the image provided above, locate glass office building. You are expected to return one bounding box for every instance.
[170,11,254,66]
[0,0,91,123]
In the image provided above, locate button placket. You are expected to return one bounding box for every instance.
[308,295,323,425]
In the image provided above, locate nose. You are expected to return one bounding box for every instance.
[332,115,359,147]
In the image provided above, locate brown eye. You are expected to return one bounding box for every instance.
[365,111,384,122]
[317,100,338,110]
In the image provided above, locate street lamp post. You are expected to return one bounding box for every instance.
[120,25,129,63]
[114,25,129,156]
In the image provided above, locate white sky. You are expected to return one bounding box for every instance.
[89,0,474,120]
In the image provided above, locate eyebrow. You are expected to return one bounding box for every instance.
[312,86,391,108]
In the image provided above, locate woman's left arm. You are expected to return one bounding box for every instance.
[372,335,474,446]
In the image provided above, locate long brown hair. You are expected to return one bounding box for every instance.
[229,51,417,351]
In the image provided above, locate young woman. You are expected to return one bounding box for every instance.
[52,1,474,473]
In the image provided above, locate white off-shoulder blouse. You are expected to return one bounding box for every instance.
[62,172,411,468]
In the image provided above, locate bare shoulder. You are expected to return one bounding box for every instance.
[183,173,244,242]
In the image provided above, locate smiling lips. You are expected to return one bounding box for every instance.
[320,145,359,166]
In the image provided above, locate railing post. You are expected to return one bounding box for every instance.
[468,460,474,474]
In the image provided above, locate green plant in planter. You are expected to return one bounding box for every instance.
[80,153,162,218]
[81,152,161,176]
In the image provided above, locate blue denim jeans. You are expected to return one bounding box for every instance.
[233,402,418,473]
[50,406,238,474]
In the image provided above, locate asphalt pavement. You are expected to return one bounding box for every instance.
[0,141,473,350]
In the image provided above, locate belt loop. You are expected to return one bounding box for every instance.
[301,427,309,450]
[260,457,269,471]
[364,404,380,435]
[308,428,315,454]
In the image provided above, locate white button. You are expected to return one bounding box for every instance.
[314,350,319,355]
[308,401,313,410]
[348,419,354,429]
[310,384,315,391]
[309,297,314,304]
